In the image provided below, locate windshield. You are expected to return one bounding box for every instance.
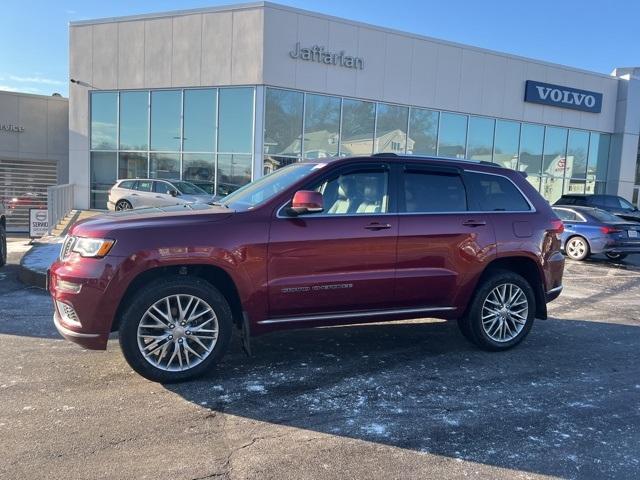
[590,208,626,223]
[173,181,208,195]
[220,163,324,211]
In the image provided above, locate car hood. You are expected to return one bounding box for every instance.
[70,203,234,239]
[180,194,216,203]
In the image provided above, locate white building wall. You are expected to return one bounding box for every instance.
[68,5,264,209]
[261,3,619,134]
[0,91,68,181]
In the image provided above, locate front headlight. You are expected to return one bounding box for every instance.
[72,237,115,258]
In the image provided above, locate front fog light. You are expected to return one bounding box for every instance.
[57,280,82,294]
[56,300,81,327]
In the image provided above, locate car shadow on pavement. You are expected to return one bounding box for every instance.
[164,317,640,479]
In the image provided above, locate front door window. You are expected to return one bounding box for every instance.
[314,169,389,215]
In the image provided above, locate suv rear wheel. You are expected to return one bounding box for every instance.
[119,276,233,383]
[458,270,535,351]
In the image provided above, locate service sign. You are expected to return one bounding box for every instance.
[524,80,602,113]
[29,209,49,238]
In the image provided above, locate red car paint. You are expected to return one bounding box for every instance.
[49,156,564,351]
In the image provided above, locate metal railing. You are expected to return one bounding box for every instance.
[47,184,75,235]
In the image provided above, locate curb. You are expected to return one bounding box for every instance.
[18,241,62,289]
[18,263,47,289]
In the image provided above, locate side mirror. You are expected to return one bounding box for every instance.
[289,190,324,215]
[169,189,179,197]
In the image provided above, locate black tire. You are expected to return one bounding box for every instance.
[118,276,233,383]
[458,270,536,351]
[605,252,627,261]
[564,235,590,261]
[115,199,132,211]
[0,223,6,267]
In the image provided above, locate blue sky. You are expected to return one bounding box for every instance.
[1,0,637,97]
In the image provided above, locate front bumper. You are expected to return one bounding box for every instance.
[53,310,108,350]
[49,255,126,350]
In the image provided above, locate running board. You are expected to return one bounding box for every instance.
[258,306,456,325]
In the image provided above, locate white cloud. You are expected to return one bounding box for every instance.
[0,85,43,94]
[8,75,65,86]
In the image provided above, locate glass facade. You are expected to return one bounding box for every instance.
[89,87,255,208]
[89,85,611,208]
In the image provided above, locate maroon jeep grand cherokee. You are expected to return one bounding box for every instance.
[49,155,564,382]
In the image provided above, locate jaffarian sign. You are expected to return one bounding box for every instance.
[524,80,602,113]
[29,209,49,238]
[289,43,364,70]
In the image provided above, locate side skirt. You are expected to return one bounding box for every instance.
[258,306,457,326]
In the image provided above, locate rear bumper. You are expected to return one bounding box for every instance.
[603,243,640,254]
[106,201,116,211]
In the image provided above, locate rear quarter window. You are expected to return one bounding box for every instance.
[465,172,531,212]
[118,180,136,190]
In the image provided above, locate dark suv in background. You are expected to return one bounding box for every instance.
[49,154,565,382]
[555,194,640,222]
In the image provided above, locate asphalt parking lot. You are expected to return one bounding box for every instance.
[1,237,639,479]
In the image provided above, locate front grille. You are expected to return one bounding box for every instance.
[59,236,75,261]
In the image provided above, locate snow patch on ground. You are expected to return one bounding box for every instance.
[361,423,388,437]
[245,383,267,394]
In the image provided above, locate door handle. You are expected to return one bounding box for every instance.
[365,222,392,231]
[462,219,487,227]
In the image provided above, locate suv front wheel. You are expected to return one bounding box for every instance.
[458,270,535,351]
[119,276,233,383]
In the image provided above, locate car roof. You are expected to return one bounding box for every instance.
[301,153,514,175]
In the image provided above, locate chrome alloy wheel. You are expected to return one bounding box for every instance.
[566,237,587,260]
[481,283,528,343]
[137,294,219,372]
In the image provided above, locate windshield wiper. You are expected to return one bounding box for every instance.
[209,201,229,208]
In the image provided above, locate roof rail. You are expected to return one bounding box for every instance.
[369,153,504,168]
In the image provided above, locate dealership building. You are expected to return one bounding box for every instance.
[65,1,640,210]
[0,90,68,231]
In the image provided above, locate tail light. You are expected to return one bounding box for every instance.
[550,219,564,234]
[600,226,621,235]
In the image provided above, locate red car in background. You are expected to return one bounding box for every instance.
[49,154,565,382]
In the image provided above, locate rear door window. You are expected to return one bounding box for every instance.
[154,181,173,194]
[465,172,531,212]
[135,180,153,192]
[402,169,467,213]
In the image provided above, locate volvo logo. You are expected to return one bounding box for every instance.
[524,80,602,113]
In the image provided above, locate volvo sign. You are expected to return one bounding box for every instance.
[524,80,602,113]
